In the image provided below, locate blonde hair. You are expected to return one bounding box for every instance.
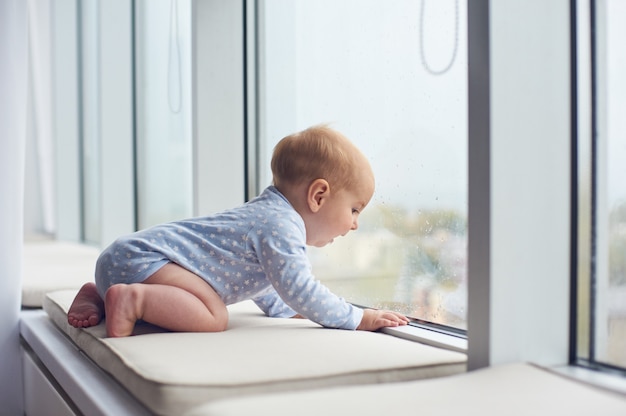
[271,125,368,192]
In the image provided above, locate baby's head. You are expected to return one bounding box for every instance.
[271,125,373,194]
[271,125,375,247]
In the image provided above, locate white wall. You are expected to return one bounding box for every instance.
[0,0,27,412]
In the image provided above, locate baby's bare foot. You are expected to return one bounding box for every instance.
[105,284,140,337]
[67,282,104,328]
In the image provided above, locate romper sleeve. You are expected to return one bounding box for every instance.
[248,215,364,330]
[252,290,298,318]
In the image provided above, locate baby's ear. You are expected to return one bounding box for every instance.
[307,179,330,213]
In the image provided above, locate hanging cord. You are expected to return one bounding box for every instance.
[419,0,459,76]
[168,0,182,113]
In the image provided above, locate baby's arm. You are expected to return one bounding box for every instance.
[252,291,298,318]
[356,309,410,331]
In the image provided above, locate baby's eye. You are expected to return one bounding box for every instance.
[352,209,360,214]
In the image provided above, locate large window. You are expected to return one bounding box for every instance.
[258,0,468,329]
[35,0,469,330]
[576,0,626,372]
[78,0,194,243]
[135,0,193,229]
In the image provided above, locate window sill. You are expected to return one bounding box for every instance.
[381,323,467,353]
[551,364,626,396]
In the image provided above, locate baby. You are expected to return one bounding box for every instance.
[68,125,409,336]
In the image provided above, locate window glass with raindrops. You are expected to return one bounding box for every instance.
[257,0,468,329]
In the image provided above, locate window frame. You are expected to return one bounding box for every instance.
[571,0,626,377]
[467,0,572,371]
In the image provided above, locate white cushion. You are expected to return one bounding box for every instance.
[194,362,626,416]
[44,290,466,416]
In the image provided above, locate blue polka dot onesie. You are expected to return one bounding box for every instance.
[94,186,363,330]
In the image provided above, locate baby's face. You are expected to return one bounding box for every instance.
[305,174,375,248]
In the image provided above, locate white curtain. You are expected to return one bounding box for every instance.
[0,0,28,412]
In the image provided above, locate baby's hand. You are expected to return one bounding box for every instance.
[356,309,410,331]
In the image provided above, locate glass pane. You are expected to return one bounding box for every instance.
[81,0,101,244]
[135,0,193,229]
[595,0,626,369]
[258,0,468,328]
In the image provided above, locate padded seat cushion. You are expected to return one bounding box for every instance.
[44,290,466,416]
[195,362,626,416]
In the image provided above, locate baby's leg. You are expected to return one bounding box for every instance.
[67,282,105,328]
[104,263,228,337]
